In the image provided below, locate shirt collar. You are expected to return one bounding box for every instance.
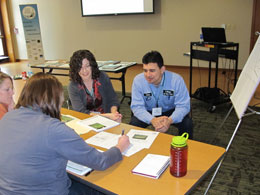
[149,72,165,88]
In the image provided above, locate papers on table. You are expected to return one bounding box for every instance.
[127,129,159,149]
[77,115,120,132]
[86,131,119,149]
[85,129,159,157]
[66,119,91,135]
[132,154,170,179]
[86,132,144,157]
[59,63,69,68]
[45,60,59,66]
[62,114,91,135]
[97,60,121,67]
[61,114,77,123]
[100,64,122,70]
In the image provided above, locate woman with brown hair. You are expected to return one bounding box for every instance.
[0,72,129,195]
[68,49,122,122]
[0,71,14,119]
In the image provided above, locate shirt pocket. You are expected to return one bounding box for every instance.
[162,94,175,107]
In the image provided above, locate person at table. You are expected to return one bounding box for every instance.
[0,72,14,119]
[68,49,122,122]
[130,51,193,139]
[0,72,130,195]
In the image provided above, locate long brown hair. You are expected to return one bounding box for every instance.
[16,72,64,119]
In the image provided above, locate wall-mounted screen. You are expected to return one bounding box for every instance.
[81,0,154,16]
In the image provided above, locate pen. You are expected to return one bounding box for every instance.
[121,129,125,135]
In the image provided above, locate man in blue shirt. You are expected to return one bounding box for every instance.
[130,51,193,139]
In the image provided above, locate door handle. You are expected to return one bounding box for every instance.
[255,31,260,36]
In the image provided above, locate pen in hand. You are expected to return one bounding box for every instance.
[117,129,130,153]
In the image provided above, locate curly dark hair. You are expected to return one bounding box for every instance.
[69,50,100,84]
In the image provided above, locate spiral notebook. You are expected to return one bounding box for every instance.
[132,154,170,179]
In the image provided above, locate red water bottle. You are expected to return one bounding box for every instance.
[170,133,189,177]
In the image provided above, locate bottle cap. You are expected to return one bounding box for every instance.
[171,133,189,147]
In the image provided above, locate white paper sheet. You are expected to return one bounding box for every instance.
[66,119,91,135]
[85,129,159,157]
[127,129,159,149]
[85,132,144,157]
[77,115,120,132]
[85,131,119,149]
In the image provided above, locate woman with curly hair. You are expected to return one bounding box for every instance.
[68,49,122,122]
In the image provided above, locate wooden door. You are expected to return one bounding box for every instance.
[250,0,260,52]
[0,8,7,56]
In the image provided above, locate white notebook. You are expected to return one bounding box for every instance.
[66,161,93,176]
[132,154,170,179]
[66,149,103,176]
[77,115,120,132]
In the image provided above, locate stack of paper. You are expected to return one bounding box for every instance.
[45,60,60,67]
[132,154,170,179]
[62,115,91,135]
[97,60,121,67]
[100,64,122,70]
[85,129,159,157]
[77,115,120,132]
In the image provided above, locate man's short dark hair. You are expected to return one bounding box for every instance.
[142,51,164,68]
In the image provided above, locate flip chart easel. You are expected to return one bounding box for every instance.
[204,33,260,195]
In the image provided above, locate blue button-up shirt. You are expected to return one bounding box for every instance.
[131,70,190,124]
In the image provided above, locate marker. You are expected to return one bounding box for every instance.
[121,129,125,135]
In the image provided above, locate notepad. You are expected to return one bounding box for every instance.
[66,161,93,176]
[77,115,120,132]
[66,149,104,176]
[132,154,170,179]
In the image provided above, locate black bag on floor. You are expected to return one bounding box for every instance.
[193,87,223,100]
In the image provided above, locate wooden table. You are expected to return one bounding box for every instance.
[61,108,225,195]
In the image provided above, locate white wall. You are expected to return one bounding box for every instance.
[8,0,253,69]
